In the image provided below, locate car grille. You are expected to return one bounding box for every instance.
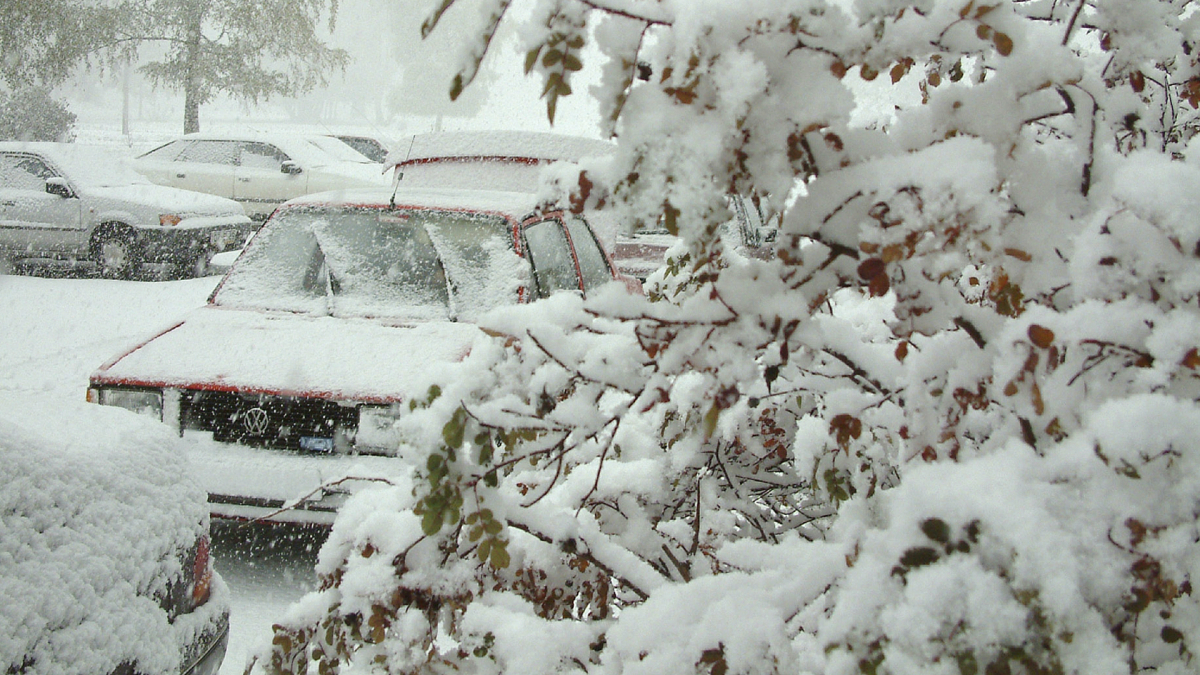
[180,390,357,453]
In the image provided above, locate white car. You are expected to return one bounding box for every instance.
[88,186,638,524]
[0,394,230,675]
[133,132,392,219]
[0,142,253,279]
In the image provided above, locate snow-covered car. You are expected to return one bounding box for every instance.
[0,142,253,279]
[0,394,230,675]
[132,132,391,220]
[386,130,776,281]
[87,186,636,524]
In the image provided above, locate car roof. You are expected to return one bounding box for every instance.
[280,186,556,219]
[388,130,615,167]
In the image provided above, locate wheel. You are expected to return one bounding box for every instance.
[93,229,141,280]
[169,247,213,280]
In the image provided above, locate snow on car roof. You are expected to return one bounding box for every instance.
[0,141,153,188]
[170,131,375,164]
[281,186,556,218]
[387,131,615,167]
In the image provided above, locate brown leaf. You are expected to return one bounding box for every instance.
[831,60,848,79]
[1028,324,1055,349]
[857,257,885,280]
[1031,382,1045,415]
[895,341,909,362]
[860,64,879,81]
[1131,71,1146,93]
[976,24,993,40]
[993,32,1014,56]
[1183,348,1200,370]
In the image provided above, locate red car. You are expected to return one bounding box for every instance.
[88,186,636,524]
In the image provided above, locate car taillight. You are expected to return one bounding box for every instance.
[191,534,212,607]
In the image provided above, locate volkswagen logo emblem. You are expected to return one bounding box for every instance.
[241,407,271,436]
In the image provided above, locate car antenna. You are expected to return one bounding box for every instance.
[390,135,416,210]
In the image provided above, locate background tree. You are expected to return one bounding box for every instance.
[0,0,121,141]
[260,2,1200,674]
[118,0,349,133]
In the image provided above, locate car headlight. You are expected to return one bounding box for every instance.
[356,404,403,453]
[89,387,163,421]
[160,214,182,226]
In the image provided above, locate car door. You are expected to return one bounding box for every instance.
[562,215,616,292]
[170,140,237,199]
[233,142,304,218]
[0,152,84,255]
[521,218,583,299]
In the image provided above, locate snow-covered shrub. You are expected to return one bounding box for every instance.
[258,1,1200,674]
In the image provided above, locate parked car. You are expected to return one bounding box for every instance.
[0,142,253,279]
[88,186,638,524]
[331,134,390,163]
[0,393,230,675]
[132,132,391,220]
[387,130,776,281]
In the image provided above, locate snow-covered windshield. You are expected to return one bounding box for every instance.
[214,206,525,321]
[305,136,376,163]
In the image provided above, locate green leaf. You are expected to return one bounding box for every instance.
[563,54,583,72]
[420,0,457,39]
[524,47,542,74]
[542,49,563,67]
[484,470,499,488]
[484,519,503,535]
[449,73,465,101]
[443,408,466,449]
[703,404,719,441]
[489,541,511,569]
[421,507,443,535]
[478,538,492,562]
[568,34,585,49]
[469,525,483,542]
[1162,625,1184,644]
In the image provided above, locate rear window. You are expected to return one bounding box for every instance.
[214,206,525,321]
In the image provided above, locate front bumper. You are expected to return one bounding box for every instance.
[137,215,255,264]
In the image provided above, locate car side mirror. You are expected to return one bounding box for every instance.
[45,177,74,199]
[281,161,303,175]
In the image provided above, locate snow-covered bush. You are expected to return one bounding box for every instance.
[260,1,1200,674]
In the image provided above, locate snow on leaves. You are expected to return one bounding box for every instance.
[259,1,1200,674]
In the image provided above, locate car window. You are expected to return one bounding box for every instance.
[239,142,289,170]
[176,140,238,166]
[215,206,522,321]
[523,219,581,298]
[0,153,55,191]
[564,216,613,292]
[138,140,187,162]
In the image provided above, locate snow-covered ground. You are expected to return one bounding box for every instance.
[0,271,317,674]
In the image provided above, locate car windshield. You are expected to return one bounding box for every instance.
[305,136,376,163]
[213,206,525,321]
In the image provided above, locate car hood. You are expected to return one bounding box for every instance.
[88,184,244,216]
[91,305,482,402]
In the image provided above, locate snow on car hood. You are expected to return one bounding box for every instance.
[91,305,483,402]
[88,183,244,216]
